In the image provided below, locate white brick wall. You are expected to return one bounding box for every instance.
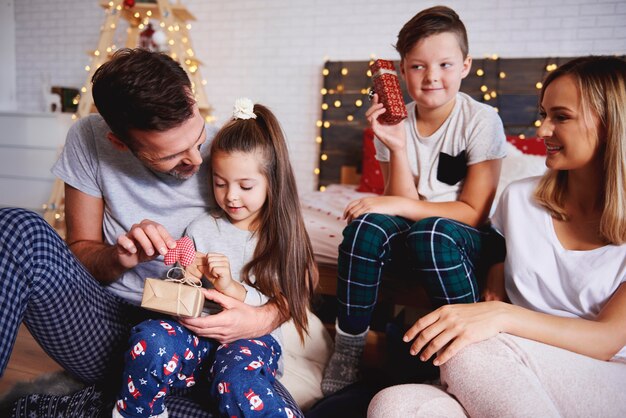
[12,0,626,192]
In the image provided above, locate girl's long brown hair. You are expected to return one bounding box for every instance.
[210,104,317,341]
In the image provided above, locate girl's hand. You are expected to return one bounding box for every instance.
[184,252,208,284]
[343,196,408,223]
[365,93,407,153]
[204,253,236,294]
[403,302,506,366]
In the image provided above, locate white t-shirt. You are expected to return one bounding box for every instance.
[375,92,506,202]
[52,114,217,304]
[492,177,626,360]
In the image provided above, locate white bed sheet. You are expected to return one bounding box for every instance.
[301,142,547,266]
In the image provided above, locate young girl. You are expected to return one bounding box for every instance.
[113,99,317,418]
[322,6,506,395]
[368,56,626,417]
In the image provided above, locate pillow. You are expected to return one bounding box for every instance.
[356,128,384,194]
[279,310,332,411]
[506,135,546,156]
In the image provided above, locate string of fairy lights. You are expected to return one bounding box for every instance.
[72,0,213,123]
[313,55,561,190]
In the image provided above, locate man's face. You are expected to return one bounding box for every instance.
[129,107,207,180]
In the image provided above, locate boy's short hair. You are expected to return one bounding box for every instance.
[91,48,196,147]
[395,6,469,60]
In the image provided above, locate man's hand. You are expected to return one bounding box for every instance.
[179,289,281,343]
[365,93,407,153]
[343,196,409,223]
[116,219,177,270]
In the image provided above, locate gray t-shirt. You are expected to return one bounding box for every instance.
[51,114,216,304]
[375,92,506,202]
[185,213,268,308]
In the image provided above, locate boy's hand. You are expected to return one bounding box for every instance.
[482,263,508,302]
[344,196,409,223]
[366,93,407,153]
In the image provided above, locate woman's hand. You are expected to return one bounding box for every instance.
[179,289,280,343]
[365,93,407,153]
[344,196,409,223]
[403,302,507,366]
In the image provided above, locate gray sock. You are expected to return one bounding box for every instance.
[321,324,367,396]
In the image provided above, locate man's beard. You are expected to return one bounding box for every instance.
[167,164,200,180]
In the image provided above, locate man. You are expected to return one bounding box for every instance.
[0,48,296,417]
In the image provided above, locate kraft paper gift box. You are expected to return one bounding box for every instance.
[141,277,204,318]
[370,59,408,125]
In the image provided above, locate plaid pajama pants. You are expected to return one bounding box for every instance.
[337,214,488,334]
[0,208,303,418]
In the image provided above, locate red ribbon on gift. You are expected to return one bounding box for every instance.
[164,236,196,267]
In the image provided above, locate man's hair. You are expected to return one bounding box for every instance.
[91,48,196,146]
[535,56,626,244]
[395,6,469,60]
[210,104,317,342]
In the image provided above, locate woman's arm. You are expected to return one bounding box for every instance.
[404,282,626,365]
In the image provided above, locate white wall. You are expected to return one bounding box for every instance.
[12,0,626,192]
[0,0,16,111]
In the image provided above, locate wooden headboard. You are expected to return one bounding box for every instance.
[316,56,622,188]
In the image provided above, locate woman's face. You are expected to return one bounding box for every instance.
[537,75,602,172]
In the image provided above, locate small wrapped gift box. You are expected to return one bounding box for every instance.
[369,59,408,125]
[141,277,204,318]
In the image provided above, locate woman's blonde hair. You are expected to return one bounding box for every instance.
[210,104,317,341]
[534,56,626,244]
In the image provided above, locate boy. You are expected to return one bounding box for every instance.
[322,6,506,395]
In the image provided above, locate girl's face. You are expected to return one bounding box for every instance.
[537,75,602,172]
[211,150,268,231]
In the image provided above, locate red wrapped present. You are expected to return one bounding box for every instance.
[369,59,408,125]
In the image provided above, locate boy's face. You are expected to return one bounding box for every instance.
[400,32,471,113]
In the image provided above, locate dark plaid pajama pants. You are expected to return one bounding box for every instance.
[0,208,303,418]
[337,214,488,334]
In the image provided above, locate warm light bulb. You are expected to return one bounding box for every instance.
[322,68,329,76]
[134,12,140,18]
[490,91,497,98]
[355,99,363,107]
[518,134,526,139]
[476,69,484,76]
[323,121,330,128]
[499,71,506,79]
[483,94,491,101]
[314,168,320,175]
[186,24,192,30]
[347,115,354,121]
[536,82,543,89]
[334,100,341,108]
[81,87,87,93]
[321,103,329,110]
[480,85,488,92]
[320,186,327,192]
[321,154,328,161]
[366,70,372,77]
[315,136,322,144]
[320,88,328,95]
[341,68,348,75]
[316,120,323,128]
[94,50,100,56]
[491,53,499,60]
[534,120,542,127]
[147,10,152,16]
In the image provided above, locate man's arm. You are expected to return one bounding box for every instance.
[179,289,285,343]
[64,184,125,284]
[65,184,177,284]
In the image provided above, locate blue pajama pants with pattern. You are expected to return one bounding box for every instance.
[117,319,291,418]
[337,214,489,334]
[0,208,302,418]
